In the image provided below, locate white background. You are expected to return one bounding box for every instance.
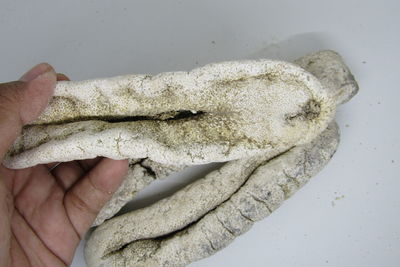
[1,0,399,266]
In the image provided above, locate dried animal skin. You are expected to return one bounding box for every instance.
[94,159,184,226]
[4,59,336,169]
[294,50,359,105]
[85,122,340,267]
[93,50,358,226]
[94,158,184,226]
[90,155,277,250]
[84,51,357,266]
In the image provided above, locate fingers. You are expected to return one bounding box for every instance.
[56,73,70,81]
[19,63,53,82]
[11,210,66,266]
[17,63,56,124]
[51,161,86,190]
[0,179,12,267]
[0,63,56,161]
[50,158,102,190]
[64,158,128,238]
[45,162,60,171]
[77,158,102,171]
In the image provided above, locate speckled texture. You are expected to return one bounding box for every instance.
[85,122,340,267]
[4,59,336,169]
[94,159,184,226]
[88,154,275,255]
[83,50,358,266]
[1,50,357,266]
[294,50,359,105]
[93,50,358,227]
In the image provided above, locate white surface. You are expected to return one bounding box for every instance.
[1,0,399,266]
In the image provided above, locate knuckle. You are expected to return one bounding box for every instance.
[0,81,25,104]
[86,171,110,196]
[0,183,14,217]
[68,190,97,216]
[0,81,25,115]
[14,194,35,219]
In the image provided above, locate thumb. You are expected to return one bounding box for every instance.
[0,63,56,161]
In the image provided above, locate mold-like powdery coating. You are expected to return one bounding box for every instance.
[94,159,185,226]
[83,50,356,265]
[91,50,359,228]
[85,122,339,267]
[86,154,278,258]
[294,50,359,105]
[4,59,336,169]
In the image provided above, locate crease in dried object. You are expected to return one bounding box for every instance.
[4,50,358,267]
[4,56,337,169]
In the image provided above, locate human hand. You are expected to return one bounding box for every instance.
[0,63,128,266]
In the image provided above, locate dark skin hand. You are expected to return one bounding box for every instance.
[0,63,129,266]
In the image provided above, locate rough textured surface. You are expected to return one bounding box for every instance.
[294,50,359,105]
[90,154,276,248]
[85,122,340,267]
[93,50,358,227]
[83,50,358,266]
[94,159,184,226]
[1,50,358,266]
[4,59,336,168]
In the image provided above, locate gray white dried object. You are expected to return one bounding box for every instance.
[85,122,339,267]
[93,159,152,226]
[3,49,357,266]
[94,159,185,226]
[294,50,359,105]
[94,50,358,227]
[4,58,336,169]
[84,50,358,266]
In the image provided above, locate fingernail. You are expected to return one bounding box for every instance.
[19,63,54,82]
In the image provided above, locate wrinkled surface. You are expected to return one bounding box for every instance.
[4,59,335,169]
[84,50,357,267]
[94,50,358,227]
[2,50,358,266]
[294,50,359,105]
[85,122,339,267]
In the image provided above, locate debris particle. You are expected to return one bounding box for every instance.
[335,195,345,201]
[332,194,345,207]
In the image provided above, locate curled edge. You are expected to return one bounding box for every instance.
[4,59,336,169]
[93,50,358,227]
[93,159,185,226]
[85,122,340,267]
